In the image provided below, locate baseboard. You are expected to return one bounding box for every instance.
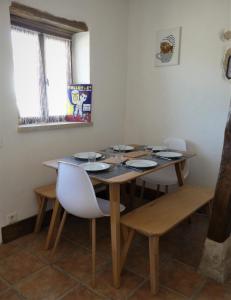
[1,210,52,243]
[0,185,171,244]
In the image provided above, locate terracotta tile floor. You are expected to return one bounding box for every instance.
[0,214,231,299]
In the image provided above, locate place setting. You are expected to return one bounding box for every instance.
[73,151,104,161]
[80,161,111,172]
[146,145,168,152]
[123,159,158,172]
[140,145,184,163]
[71,151,112,173]
[111,144,135,152]
[110,144,149,158]
[153,151,183,161]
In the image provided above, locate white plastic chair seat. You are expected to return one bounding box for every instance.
[97,198,126,216]
[141,138,189,188]
[142,165,189,186]
[56,162,126,219]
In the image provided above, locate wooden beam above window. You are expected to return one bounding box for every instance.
[10,2,88,39]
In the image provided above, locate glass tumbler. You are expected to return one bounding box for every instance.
[88,152,96,163]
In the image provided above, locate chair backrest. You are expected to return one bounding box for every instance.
[164,137,187,151]
[164,137,189,178]
[56,162,104,219]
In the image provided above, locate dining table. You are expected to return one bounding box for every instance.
[43,144,195,288]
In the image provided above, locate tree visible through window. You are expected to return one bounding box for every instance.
[11,26,72,125]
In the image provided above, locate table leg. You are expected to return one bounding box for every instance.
[175,161,184,186]
[109,183,121,288]
[44,199,62,250]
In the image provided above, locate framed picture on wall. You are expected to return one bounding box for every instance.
[155,27,182,67]
[66,84,92,123]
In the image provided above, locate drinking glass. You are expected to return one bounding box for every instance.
[115,144,125,165]
[88,152,96,163]
[105,147,111,159]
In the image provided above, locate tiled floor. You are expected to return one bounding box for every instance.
[0,213,231,299]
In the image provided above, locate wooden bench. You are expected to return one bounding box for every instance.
[120,185,214,295]
[34,184,56,233]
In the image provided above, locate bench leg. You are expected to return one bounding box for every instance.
[34,196,47,233]
[149,236,159,295]
[121,225,129,243]
[120,227,135,272]
[165,185,169,194]
[156,184,161,196]
[206,199,213,219]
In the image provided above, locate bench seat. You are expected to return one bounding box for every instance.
[121,185,214,236]
[120,185,214,295]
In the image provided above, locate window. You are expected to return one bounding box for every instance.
[10,2,89,127]
[11,26,71,124]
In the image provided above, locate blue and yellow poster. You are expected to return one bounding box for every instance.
[66,84,92,122]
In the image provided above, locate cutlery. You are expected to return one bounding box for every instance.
[122,162,143,172]
[124,165,144,172]
[153,155,172,161]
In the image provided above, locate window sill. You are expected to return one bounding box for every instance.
[17,121,93,132]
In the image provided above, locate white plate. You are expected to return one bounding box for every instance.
[73,152,102,160]
[125,159,158,168]
[147,145,167,151]
[112,145,134,152]
[80,162,111,172]
[155,151,183,158]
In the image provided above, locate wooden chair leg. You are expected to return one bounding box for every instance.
[121,225,129,243]
[120,227,135,272]
[156,184,160,195]
[140,180,146,201]
[34,196,47,233]
[129,180,136,210]
[45,199,62,250]
[91,218,96,287]
[165,185,168,194]
[149,236,159,295]
[52,211,67,255]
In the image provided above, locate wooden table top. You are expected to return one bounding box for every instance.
[43,147,195,184]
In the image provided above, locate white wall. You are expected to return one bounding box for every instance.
[0,0,128,239]
[124,0,231,187]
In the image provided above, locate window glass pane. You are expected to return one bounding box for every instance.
[11,27,41,118]
[44,35,70,117]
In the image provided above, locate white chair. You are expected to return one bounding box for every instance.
[140,138,189,195]
[52,161,125,286]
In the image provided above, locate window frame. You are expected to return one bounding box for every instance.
[10,2,89,128]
